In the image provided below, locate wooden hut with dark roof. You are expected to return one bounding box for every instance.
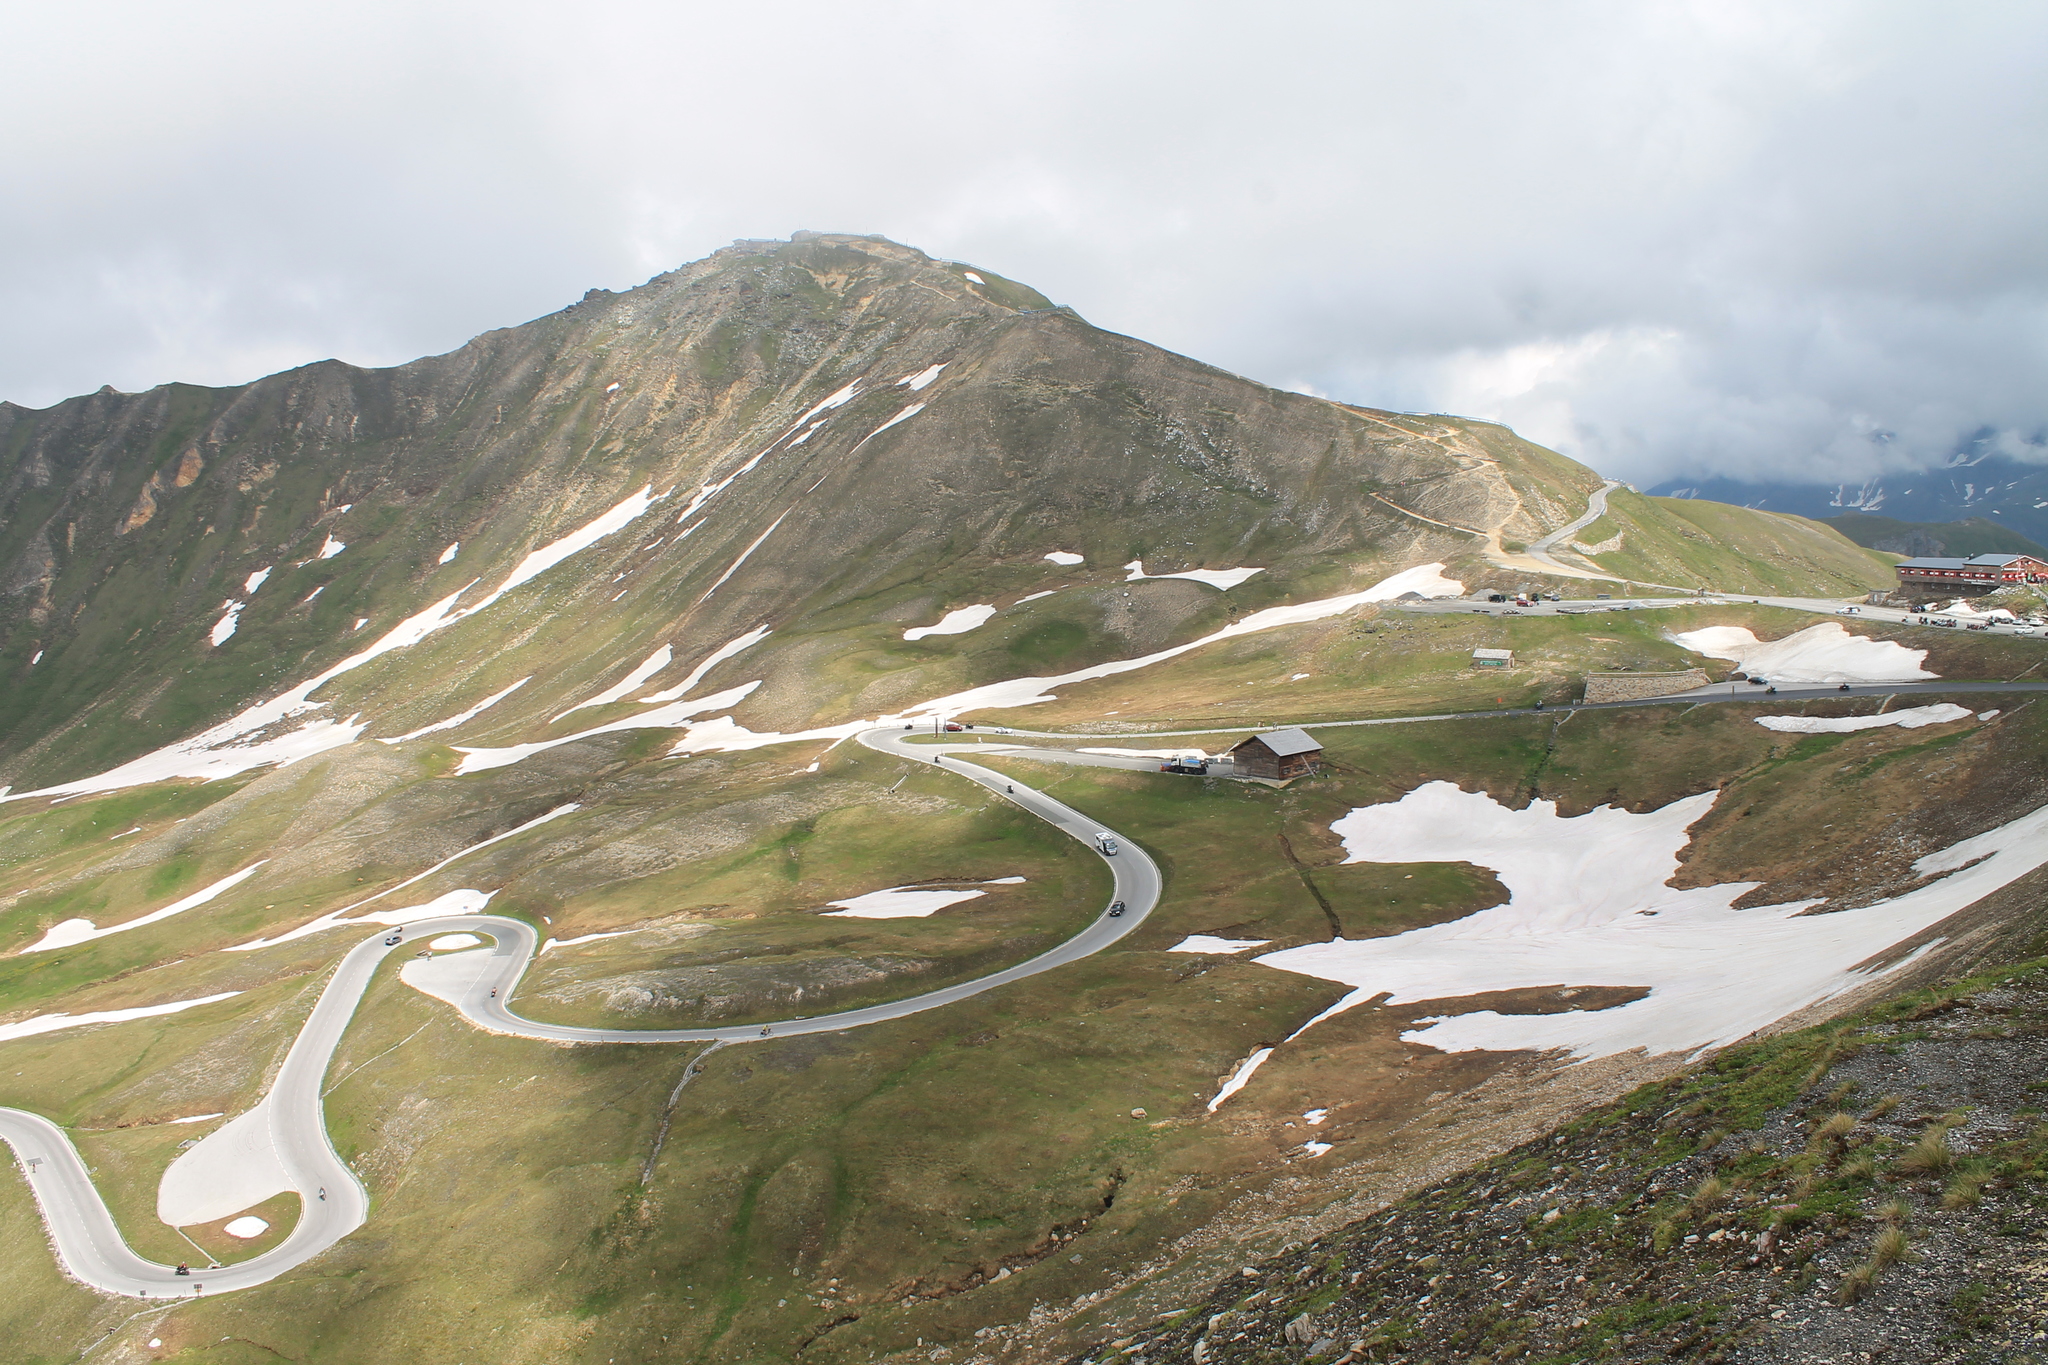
[1229,727,1322,779]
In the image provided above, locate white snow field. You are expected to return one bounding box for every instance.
[1671,623,1935,684]
[437,541,460,564]
[1168,935,1272,953]
[819,876,1026,919]
[1123,560,1265,590]
[453,681,760,773]
[0,486,668,804]
[1239,782,2048,1070]
[1358,562,1466,600]
[554,645,674,721]
[0,991,241,1044]
[224,1216,270,1238]
[20,862,268,953]
[1044,551,1084,566]
[378,677,530,744]
[848,401,926,455]
[158,1102,291,1225]
[317,536,346,561]
[896,363,947,391]
[209,601,245,646]
[823,886,989,918]
[243,568,272,594]
[903,605,997,641]
[428,933,482,950]
[963,271,985,283]
[1753,704,1973,734]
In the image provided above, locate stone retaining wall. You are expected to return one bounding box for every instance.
[1582,669,1711,704]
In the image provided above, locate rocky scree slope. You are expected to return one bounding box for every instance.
[1070,930,2048,1365]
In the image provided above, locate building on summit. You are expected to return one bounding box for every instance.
[1894,553,2047,593]
[1229,728,1323,780]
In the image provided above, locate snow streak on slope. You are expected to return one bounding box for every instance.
[378,678,531,743]
[1671,623,1935,684]
[847,402,925,455]
[452,683,762,774]
[19,863,269,954]
[0,992,243,1044]
[1754,704,1972,734]
[554,646,674,721]
[697,510,792,604]
[209,601,245,646]
[226,804,577,950]
[1044,551,1084,566]
[640,627,773,702]
[1234,783,2048,1073]
[823,886,987,918]
[1123,560,1264,590]
[1,489,663,803]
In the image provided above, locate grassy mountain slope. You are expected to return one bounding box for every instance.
[1822,511,2047,560]
[1553,491,1895,595]
[4,236,2045,1365]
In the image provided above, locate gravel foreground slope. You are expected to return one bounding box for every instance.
[1069,951,2048,1365]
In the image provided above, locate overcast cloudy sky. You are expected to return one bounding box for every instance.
[5,1,2043,487]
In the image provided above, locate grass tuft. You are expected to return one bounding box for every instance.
[1895,1127,1955,1176]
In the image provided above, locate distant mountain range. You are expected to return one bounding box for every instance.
[1651,452,2048,547]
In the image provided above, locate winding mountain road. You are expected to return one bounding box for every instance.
[0,726,1159,1299]
[7,635,2044,1299]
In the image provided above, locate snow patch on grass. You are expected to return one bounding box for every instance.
[1124,560,1264,590]
[1044,551,1084,566]
[209,601,244,646]
[0,992,242,1045]
[1754,704,1971,734]
[1671,622,1934,684]
[378,677,529,743]
[1231,782,2048,1077]
[1169,935,1271,953]
[904,605,996,641]
[555,645,674,721]
[641,626,773,703]
[20,863,268,954]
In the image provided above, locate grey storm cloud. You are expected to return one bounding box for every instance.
[4,0,2044,487]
